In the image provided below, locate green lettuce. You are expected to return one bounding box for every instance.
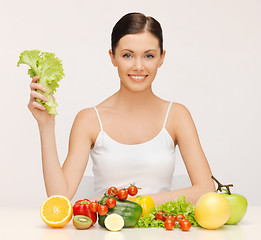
[17,50,65,115]
[135,195,199,228]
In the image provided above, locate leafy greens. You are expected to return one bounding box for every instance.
[17,50,65,115]
[135,195,199,228]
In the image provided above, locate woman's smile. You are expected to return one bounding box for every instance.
[128,74,148,82]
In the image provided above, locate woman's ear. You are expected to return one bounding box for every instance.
[158,50,166,68]
[109,49,117,67]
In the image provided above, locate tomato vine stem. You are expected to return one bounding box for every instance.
[211,175,233,195]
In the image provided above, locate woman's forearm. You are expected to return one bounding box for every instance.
[149,183,215,206]
[38,122,69,197]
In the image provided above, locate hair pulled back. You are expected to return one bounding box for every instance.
[111,12,163,55]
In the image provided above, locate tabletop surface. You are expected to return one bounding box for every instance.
[0,206,259,240]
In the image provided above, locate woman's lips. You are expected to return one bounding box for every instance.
[128,74,148,82]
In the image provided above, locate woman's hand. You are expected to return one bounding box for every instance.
[28,76,55,125]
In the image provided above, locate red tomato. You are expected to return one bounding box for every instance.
[164,219,175,230]
[108,186,118,196]
[174,214,185,221]
[98,205,108,216]
[117,189,128,200]
[105,198,116,209]
[166,214,175,221]
[155,211,167,221]
[179,219,191,231]
[89,202,99,212]
[128,185,138,196]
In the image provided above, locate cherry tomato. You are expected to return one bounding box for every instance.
[89,201,99,212]
[174,214,185,221]
[105,198,116,209]
[117,189,128,200]
[97,205,108,216]
[164,219,175,230]
[108,186,118,196]
[128,185,138,196]
[155,211,167,221]
[166,214,175,221]
[179,219,191,231]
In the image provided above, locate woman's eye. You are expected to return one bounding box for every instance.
[146,54,154,59]
[123,54,131,58]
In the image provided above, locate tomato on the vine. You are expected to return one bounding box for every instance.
[155,211,167,221]
[166,214,175,221]
[97,205,108,216]
[108,186,118,196]
[89,201,99,212]
[164,219,175,230]
[128,185,138,196]
[117,189,128,200]
[105,198,116,209]
[174,214,185,221]
[179,219,191,231]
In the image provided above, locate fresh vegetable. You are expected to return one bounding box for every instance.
[117,189,128,200]
[104,214,125,232]
[40,195,73,228]
[17,50,65,115]
[174,214,185,221]
[164,219,175,230]
[89,202,99,212]
[98,196,142,228]
[179,219,191,231]
[128,195,155,217]
[136,196,198,228]
[108,186,118,196]
[98,205,108,216]
[128,185,139,196]
[155,211,167,221]
[212,175,248,225]
[166,214,175,221]
[106,198,117,209]
[73,199,97,226]
[194,192,231,229]
[73,215,92,230]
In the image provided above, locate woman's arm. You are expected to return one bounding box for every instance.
[29,76,94,200]
[150,103,215,206]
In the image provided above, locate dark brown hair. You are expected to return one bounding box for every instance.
[111,12,163,55]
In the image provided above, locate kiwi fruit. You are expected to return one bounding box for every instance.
[73,215,93,230]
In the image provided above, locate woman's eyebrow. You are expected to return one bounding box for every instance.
[120,49,157,53]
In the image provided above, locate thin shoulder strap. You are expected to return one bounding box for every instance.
[163,102,173,128]
[93,107,103,131]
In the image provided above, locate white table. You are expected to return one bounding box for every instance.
[0,206,259,240]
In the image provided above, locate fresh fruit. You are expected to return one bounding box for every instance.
[106,198,117,209]
[166,214,175,221]
[89,202,99,212]
[98,196,142,228]
[73,199,97,226]
[98,205,108,216]
[179,219,191,231]
[128,195,155,217]
[155,210,167,221]
[164,219,175,230]
[108,186,118,196]
[73,215,92,229]
[212,175,248,225]
[40,195,73,228]
[117,189,128,200]
[128,185,139,196]
[104,214,124,231]
[174,214,185,221]
[194,192,231,229]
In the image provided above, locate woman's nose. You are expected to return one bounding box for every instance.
[133,58,144,71]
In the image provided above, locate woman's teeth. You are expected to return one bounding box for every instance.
[129,75,146,80]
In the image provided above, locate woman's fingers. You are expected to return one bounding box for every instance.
[30,82,47,92]
[31,101,46,111]
[30,90,49,102]
[32,75,39,83]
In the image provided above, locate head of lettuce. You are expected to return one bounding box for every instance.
[17,50,65,115]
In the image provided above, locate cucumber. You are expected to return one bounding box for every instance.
[98,196,142,228]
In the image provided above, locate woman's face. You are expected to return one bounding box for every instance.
[109,31,166,92]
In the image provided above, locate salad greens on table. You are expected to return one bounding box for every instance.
[136,195,199,228]
[17,50,65,115]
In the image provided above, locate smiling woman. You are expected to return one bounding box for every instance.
[27,12,215,206]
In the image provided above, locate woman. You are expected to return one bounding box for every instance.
[28,12,215,205]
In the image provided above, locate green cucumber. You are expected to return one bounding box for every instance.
[98,196,142,228]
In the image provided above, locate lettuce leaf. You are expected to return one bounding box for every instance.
[17,50,65,115]
[135,195,199,228]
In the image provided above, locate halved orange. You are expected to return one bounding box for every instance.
[40,195,73,228]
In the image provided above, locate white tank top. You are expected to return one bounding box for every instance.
[90,102,176,196]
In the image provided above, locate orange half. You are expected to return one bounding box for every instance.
[40,195,73,228]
